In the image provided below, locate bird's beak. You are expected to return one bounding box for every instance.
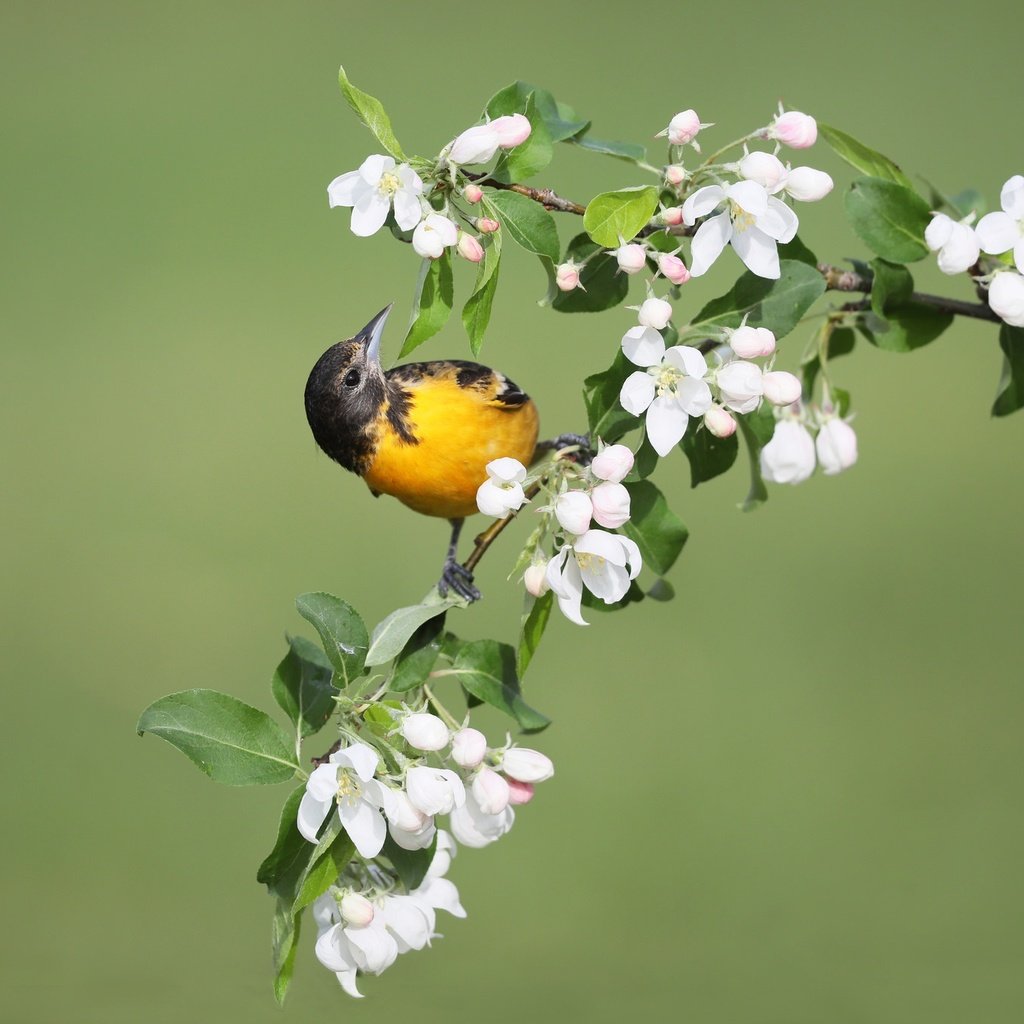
[357,303,393,366]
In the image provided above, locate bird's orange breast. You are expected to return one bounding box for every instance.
[362,371,539,519]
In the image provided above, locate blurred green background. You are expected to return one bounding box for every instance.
[4,1,1023,1021]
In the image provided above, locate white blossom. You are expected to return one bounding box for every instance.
[523,561,550,598]
[590,443,634,483]
[500,747,555,783]
[405,766,466,817]
[590,481,631,529]
[449,789,515,848]
[400,712,450,752]
[555,490,594,535]
[328,154,424,237]
[769,110,817,149]
[450,727,487,769]
[815,418,858,475]
[378,787,436,851]
[298,743,387,858]
[412,213,458,259]
[727,324,776,359]
[613,243,647,274]
[988,271,1024,327]
[976,175,1024,271]
[619,329,712,455]
[545,529,642,626]
[471,766,511,815]
[682,180,798,279]
[739,151,788,192]
[761,370,802,407]
[783,166,834,203]
[657,108,711,147]
[446,123,501,165]
[716,359,764,414]
[313,894,396,997]
[704,404,737,438]
[760,419,816,484]
[636,296,673,330]
[925,213,980,275]
[476,457,528,517]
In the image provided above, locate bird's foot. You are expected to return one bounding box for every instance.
[537,432,593,465]
[438,557,481,603]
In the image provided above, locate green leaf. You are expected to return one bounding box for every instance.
[383,834,435,891]
[337,66,405,161]
[777,234,818,267]
[688,260,826,340]
[680,425,739,487]
[621,481,688,576]
[366,593,459,667]
[582,349,638,443]
[583,186,659,248]
[517,591,553,678]
[295,593,369,688]
[484,81,589,143]
[992,324,1024,417]
[858,303,953,352]
[399,255,454,357]
[552,233,630,314]
[631,434,659,480]
[462,218,502,356]
[868,257,913,318]
[271,635,338,741]
[844,177,931,263]
[736,404,776,512]
[570,135,647,163]
[492,92,554,183]
[390,614,447,693]
[272,907,301,1005]
[448,640,550,732]
[485,189,560,264]
[818,123,912,189]
[292,815,354,916]
[137,689,299,785]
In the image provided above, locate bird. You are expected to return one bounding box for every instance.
[304,304,541,601]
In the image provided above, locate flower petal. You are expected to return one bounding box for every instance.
[307,762,340,801]
[758,197,799,243]
[645,394,689,455]
[681,185,726,224]
[358,154,393,185]
[336,970,363,999]
[327,171,364,209]
[731,225,780,279]
[1000,175,1024,219]
[487,457,527,483]
[621,325,665,367]
[581,558,629,603]
[618,535,643,579]
[726,179,769,217]
[663,344,708,379]
[297,792,332,843]
[338,798,387,858]
[350,192,390,237]
[676,376,713,416]
[415,876,467,919]
[688,213,731,277]
[392,189,422,231]
[925,212,955,251]
[381,895,432,951]
[345,919,398,974]
[337,742,380,782]
[936,223,980,275]
[315,924,358,973]
[545,551,587,626]
[619,371,656,416]
[976,211,1019,255]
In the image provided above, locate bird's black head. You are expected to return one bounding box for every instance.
[304,304,392,474]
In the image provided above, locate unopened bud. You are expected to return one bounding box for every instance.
[770,110,817,149]
[555,260,582,292]
[703,404,737,438]
[491,113,532,148]
[785,166,833,202]
[664,164,686,186]
[657,253,691,285]
[738,150,788,192]
[815,418,858,475]
[476,217,500,234]
[555,490,593,536]
[457,232,484,263]
[447,123,501,166]
[665,109,702,146]
[463,183,483,204]
[501,747,554,783]
[591,443,634,483]
[472,766,511,815]
[506,778,535,805]
[613,243,646,274]
[762,370,802,407]
[661,206,684,226]
[989,272,1024,327]
[401,712,450,752]
[451,727,487,769]
[523,561,550,598]
[340,892,375,928]
[728,324,776,359]
[637,296,673,330]
[590,481,631,529]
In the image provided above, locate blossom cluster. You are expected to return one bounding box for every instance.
[327,114,532,263]
[760,407,857,483]
[298,721,553,995]
[925,174,1024,327]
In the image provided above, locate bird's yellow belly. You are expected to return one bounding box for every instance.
[363,386,539,519]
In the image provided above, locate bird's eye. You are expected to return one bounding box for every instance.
[343,369,361,389]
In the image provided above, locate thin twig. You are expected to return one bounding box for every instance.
[466,173,586,215]
[463,481,543,573]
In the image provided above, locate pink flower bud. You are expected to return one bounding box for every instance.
[815,418,858,475]
[661,206,684,226]
[738,150,788,192]
[728,324,776,359]
[590,481,631,529]
[476,217,500,234]
[501,747,554,784]
[451,727,487,769]
[762,370,802,407]
[771,110,817,149]
[664,164,686,186]
[637,296,673,330]
[472,766,511,815]
[657,253,691,285]
[555,260,582,292]
[491,113,532,148]
[555,490,593,535]
[523,561,550,598]
[613,243,646,274]
[665,109,702,146]
[704,404,737,438]
[340,892,375,927]
[448,123,501,165]
[591,443,634,483]
[463,183,483,204]
[401,712,450,751]
[457,232,484,263]
[506,778,535,805]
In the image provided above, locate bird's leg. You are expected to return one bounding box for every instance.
[534,432,593,465]
[438,518,481,603]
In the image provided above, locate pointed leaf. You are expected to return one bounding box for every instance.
[517,591,553,678]
[736,404,776,512]
[366,593,458,667]
[583,186,659,248]
[390,614,447,693]
[338,66,405,160]
[485,189,560,264]
[295,593,369,687]
[680,426,739,487]
[400,254,454,357]
[462,208,502,356]
[818,123,912,188]
[621,481,688,576]
[570,135,647,163]
[844,177,931,263]
[272,635,338,741]
[992,324,1024,417]
[447,639,550,732]
[492,92,553,183]
[583,349,639,444]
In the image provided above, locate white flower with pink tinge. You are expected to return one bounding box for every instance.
[328,155,424,237]
[545,529,642,626]
[476,458,528,518]
[682,179,799,280]
[618,328,713,456]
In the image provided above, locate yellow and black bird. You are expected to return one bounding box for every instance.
[304,304,541,601]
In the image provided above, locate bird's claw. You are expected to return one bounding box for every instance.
[438,557,481,603]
